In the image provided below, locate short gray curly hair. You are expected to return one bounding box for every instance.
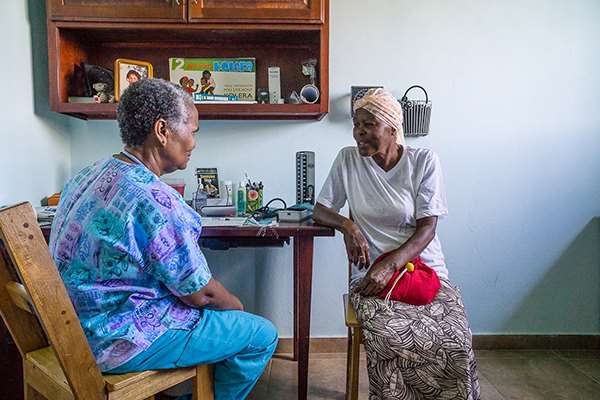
[117,78,194,147]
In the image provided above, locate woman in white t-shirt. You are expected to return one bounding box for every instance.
[314,88,480,400]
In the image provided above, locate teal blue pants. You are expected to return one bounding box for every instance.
[107,309,278,400]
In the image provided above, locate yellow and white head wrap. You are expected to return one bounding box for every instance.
[353,88,405,144]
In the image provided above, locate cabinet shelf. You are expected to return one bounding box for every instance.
[58,102,325,120]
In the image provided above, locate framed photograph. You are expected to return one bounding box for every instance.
[114,58,154,101]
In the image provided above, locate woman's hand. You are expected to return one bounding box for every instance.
[342,220,371,269]
[312,203,371,268]
[358,258,397,296]
[181,279,244,311]
[224,293,244,311]
[357,216,439,297]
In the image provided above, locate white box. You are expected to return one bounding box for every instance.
[277,208,310,222]
[268,66,281,104]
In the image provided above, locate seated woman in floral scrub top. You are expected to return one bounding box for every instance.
[50,78,277,400]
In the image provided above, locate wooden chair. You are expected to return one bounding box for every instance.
[343,212,364,400]
[0,202,214,400]
[343,292,362,400]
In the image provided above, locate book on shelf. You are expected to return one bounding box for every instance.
[194,93,238,102]
[196,100,258,105]
[170,57,256,102]
[192,93,258,104]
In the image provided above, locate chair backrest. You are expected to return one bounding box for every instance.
[0,202,106,400]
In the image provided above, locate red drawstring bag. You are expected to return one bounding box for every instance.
[375,253,441,306]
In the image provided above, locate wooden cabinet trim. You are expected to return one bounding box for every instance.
[48,0,187,23]
[189,0,323,23]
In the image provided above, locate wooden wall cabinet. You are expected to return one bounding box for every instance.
[46,0,329,120]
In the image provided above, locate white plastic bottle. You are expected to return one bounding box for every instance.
[194,183,208,214]
[224,180,233,206]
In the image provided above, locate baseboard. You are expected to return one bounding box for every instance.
[276,337,348,354]
[473,334,600,350]
[275,335,600,354]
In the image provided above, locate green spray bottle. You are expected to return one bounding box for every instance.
[237,180,246,216]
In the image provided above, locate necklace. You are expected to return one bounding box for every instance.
[121,149,143,164]
[121,149,156,176]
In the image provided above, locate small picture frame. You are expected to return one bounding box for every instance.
[114,58,154,101]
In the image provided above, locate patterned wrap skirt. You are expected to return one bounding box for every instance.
[350,278,481,400]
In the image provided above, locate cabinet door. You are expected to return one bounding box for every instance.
[48,0,186,22]
[189,0,323,22]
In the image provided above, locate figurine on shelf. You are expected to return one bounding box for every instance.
[68,62,114,103]
[93,82,114,103]
[257,88,270,104]
[288,90,301,104]
[301,58,318,85]
[299,58,320,104]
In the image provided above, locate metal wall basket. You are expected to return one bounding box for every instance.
[400,85,431,137]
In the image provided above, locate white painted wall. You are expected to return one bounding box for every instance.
[20,0,600,336]
[0,1,72,206]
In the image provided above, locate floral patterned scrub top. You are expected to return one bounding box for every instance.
[49,156,211,371]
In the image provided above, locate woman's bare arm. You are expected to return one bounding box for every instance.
[313,202,353,233]
[180,278,243,311]
[358,216,438,295]
[386,216,437,268]
[313,202,371,268]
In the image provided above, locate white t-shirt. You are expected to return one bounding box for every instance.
[317,145,449,282]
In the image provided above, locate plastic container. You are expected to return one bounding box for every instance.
[194,184,208,213]
[224,180,233,206]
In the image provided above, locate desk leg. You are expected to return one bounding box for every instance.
[293,235,314,400]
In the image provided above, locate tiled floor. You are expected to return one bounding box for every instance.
[248,350,600,399]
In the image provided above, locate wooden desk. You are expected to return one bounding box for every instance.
[39,221,334,400]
